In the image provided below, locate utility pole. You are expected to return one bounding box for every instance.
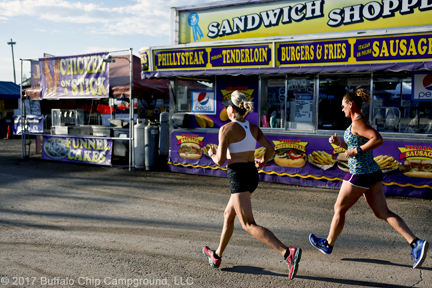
[7,38,16,83]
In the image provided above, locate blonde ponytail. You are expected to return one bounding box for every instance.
[238,100,254,114]
[356,88,371,104]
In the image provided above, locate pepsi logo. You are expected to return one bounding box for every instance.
[198,92,209,105]
[422,74,432,91]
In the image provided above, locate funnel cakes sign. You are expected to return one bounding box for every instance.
[41,135,112,166]
[40,52,110,99]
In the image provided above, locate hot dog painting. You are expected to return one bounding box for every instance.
[177,143,203,159]
[398,145,432,178]
[176,135,204,159]
[399,159,432,179]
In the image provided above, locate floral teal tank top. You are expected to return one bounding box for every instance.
[344,121,380,175]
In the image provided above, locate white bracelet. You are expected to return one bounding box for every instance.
[209,151,214,157]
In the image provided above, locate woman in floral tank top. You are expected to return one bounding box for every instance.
[309,88,428,269]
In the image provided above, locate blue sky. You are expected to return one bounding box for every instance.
[0,0,217,83]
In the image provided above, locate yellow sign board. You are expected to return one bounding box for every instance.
[145,33,432,72]
[178,0,432,44]
[152,43,273,70]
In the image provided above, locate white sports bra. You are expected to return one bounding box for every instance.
[228,120,257,153]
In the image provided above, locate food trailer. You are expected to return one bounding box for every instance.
[141,0,432,199]
[19,49,173,170]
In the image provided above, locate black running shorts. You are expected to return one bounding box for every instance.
[226,162,259,194]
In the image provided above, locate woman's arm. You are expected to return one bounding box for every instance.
[255,126,275,165]
[210,125,229,166]
[329,133,348,150]
[346,120,384,158]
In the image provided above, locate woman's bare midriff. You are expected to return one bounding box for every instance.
[227,151,255,166]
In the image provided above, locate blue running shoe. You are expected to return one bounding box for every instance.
[411,239,428,268]
[309,233,333,255]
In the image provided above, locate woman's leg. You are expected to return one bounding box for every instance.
[231,191,288,256]
[327,181,365,246]
[215,197,236,257]
[363,182,416,244]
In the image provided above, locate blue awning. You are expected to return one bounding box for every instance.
[0,81,20,99]
[142,61,432,79]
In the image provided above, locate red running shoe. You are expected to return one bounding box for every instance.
[202,246,221,268]
[285,247,302,280]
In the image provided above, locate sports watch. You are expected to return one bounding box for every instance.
[356,147,363,154]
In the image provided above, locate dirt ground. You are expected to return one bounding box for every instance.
[0,139,431,287]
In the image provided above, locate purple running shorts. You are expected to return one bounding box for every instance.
[343,170,383,189]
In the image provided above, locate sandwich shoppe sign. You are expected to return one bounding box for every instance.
[41,135,112,166]
[147,32,432,71]
[177,0,432,44]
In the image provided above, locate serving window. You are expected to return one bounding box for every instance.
[175,78,215,113]
[259,75,315,131]
[318,74,370,131]
[259,77,286,129]
[313,72,432,136]
[373,72,432,134]
[172,71,432,136]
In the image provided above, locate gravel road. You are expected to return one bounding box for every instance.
[0,139,431,287]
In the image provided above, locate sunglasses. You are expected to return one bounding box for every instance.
[341,102,350,108]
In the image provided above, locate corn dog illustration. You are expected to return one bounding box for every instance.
[42,59,53,95]
[52,58,61,94]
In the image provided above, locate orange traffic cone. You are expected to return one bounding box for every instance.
[6,125,12,139]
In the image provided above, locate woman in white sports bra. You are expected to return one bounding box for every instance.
[202,90,302,280]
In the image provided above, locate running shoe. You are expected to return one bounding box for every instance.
[285,247,302,280]
[309,233,333,255]
[411,239,428,269]
[202,246,221,268]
